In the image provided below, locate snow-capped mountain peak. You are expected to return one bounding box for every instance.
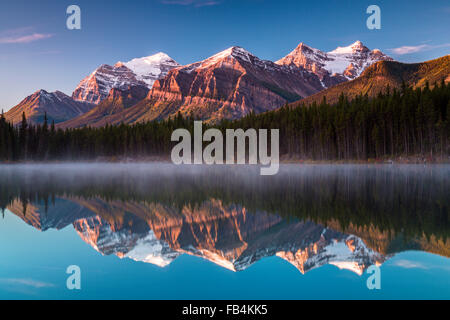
[329,40,368,54]
[122,52,180,87]
[182,46,257,72]
[72,52,179,104]
[219,46,253,59]
[276,40,393,86]
[206,46,253,60]
[126,52,173,64]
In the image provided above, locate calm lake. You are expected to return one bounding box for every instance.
[0,163,449,299]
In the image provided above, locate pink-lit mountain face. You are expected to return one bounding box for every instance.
[276,41,393,87]
[72,53,180,104]
[139,46,325,121]
[58,85,149,129]
[4,90,94,125]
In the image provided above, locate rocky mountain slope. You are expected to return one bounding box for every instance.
[58,85,149,129]
[4,90,94,125]
[72,53,180,104]
[277,41,393,87]
[292,55,450,106]
[144,46,324,120]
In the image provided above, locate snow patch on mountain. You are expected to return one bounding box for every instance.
[123,52,180,87]
[72,53,179,104]
[182,46,275,73]
[276,40,393,83]
[329,40,365,54]
[124,231,181,267]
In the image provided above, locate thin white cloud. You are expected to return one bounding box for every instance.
[389,43,450,55]
[392,259,428,270]
[0,278,55,288]
[0,28,53,44]
[392,258,450,272]
[161,0,221,7]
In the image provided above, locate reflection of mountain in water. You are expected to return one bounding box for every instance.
[2,164,449,274]
[4,196,420,275]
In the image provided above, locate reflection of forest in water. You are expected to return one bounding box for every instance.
[1,164,449,266]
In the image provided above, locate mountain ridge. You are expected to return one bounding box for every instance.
[59,85,149,129]
[276,40,393,87]
[72,52,180,104]
[291,55,450,106]
[4,90,94,125]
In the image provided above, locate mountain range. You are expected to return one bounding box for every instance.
[3,41,448,127]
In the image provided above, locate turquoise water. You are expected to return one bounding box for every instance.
[0,164,448,300]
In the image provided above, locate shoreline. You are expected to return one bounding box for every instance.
[1,155,449,165]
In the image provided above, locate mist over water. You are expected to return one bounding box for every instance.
[1,163,448,235]
[1,162,448,196]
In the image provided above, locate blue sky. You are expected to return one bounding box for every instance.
[0,0,449,110]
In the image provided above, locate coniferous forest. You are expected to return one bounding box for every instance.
[0,82,449,162]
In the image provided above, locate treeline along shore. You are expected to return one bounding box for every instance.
[0,82,449,162]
